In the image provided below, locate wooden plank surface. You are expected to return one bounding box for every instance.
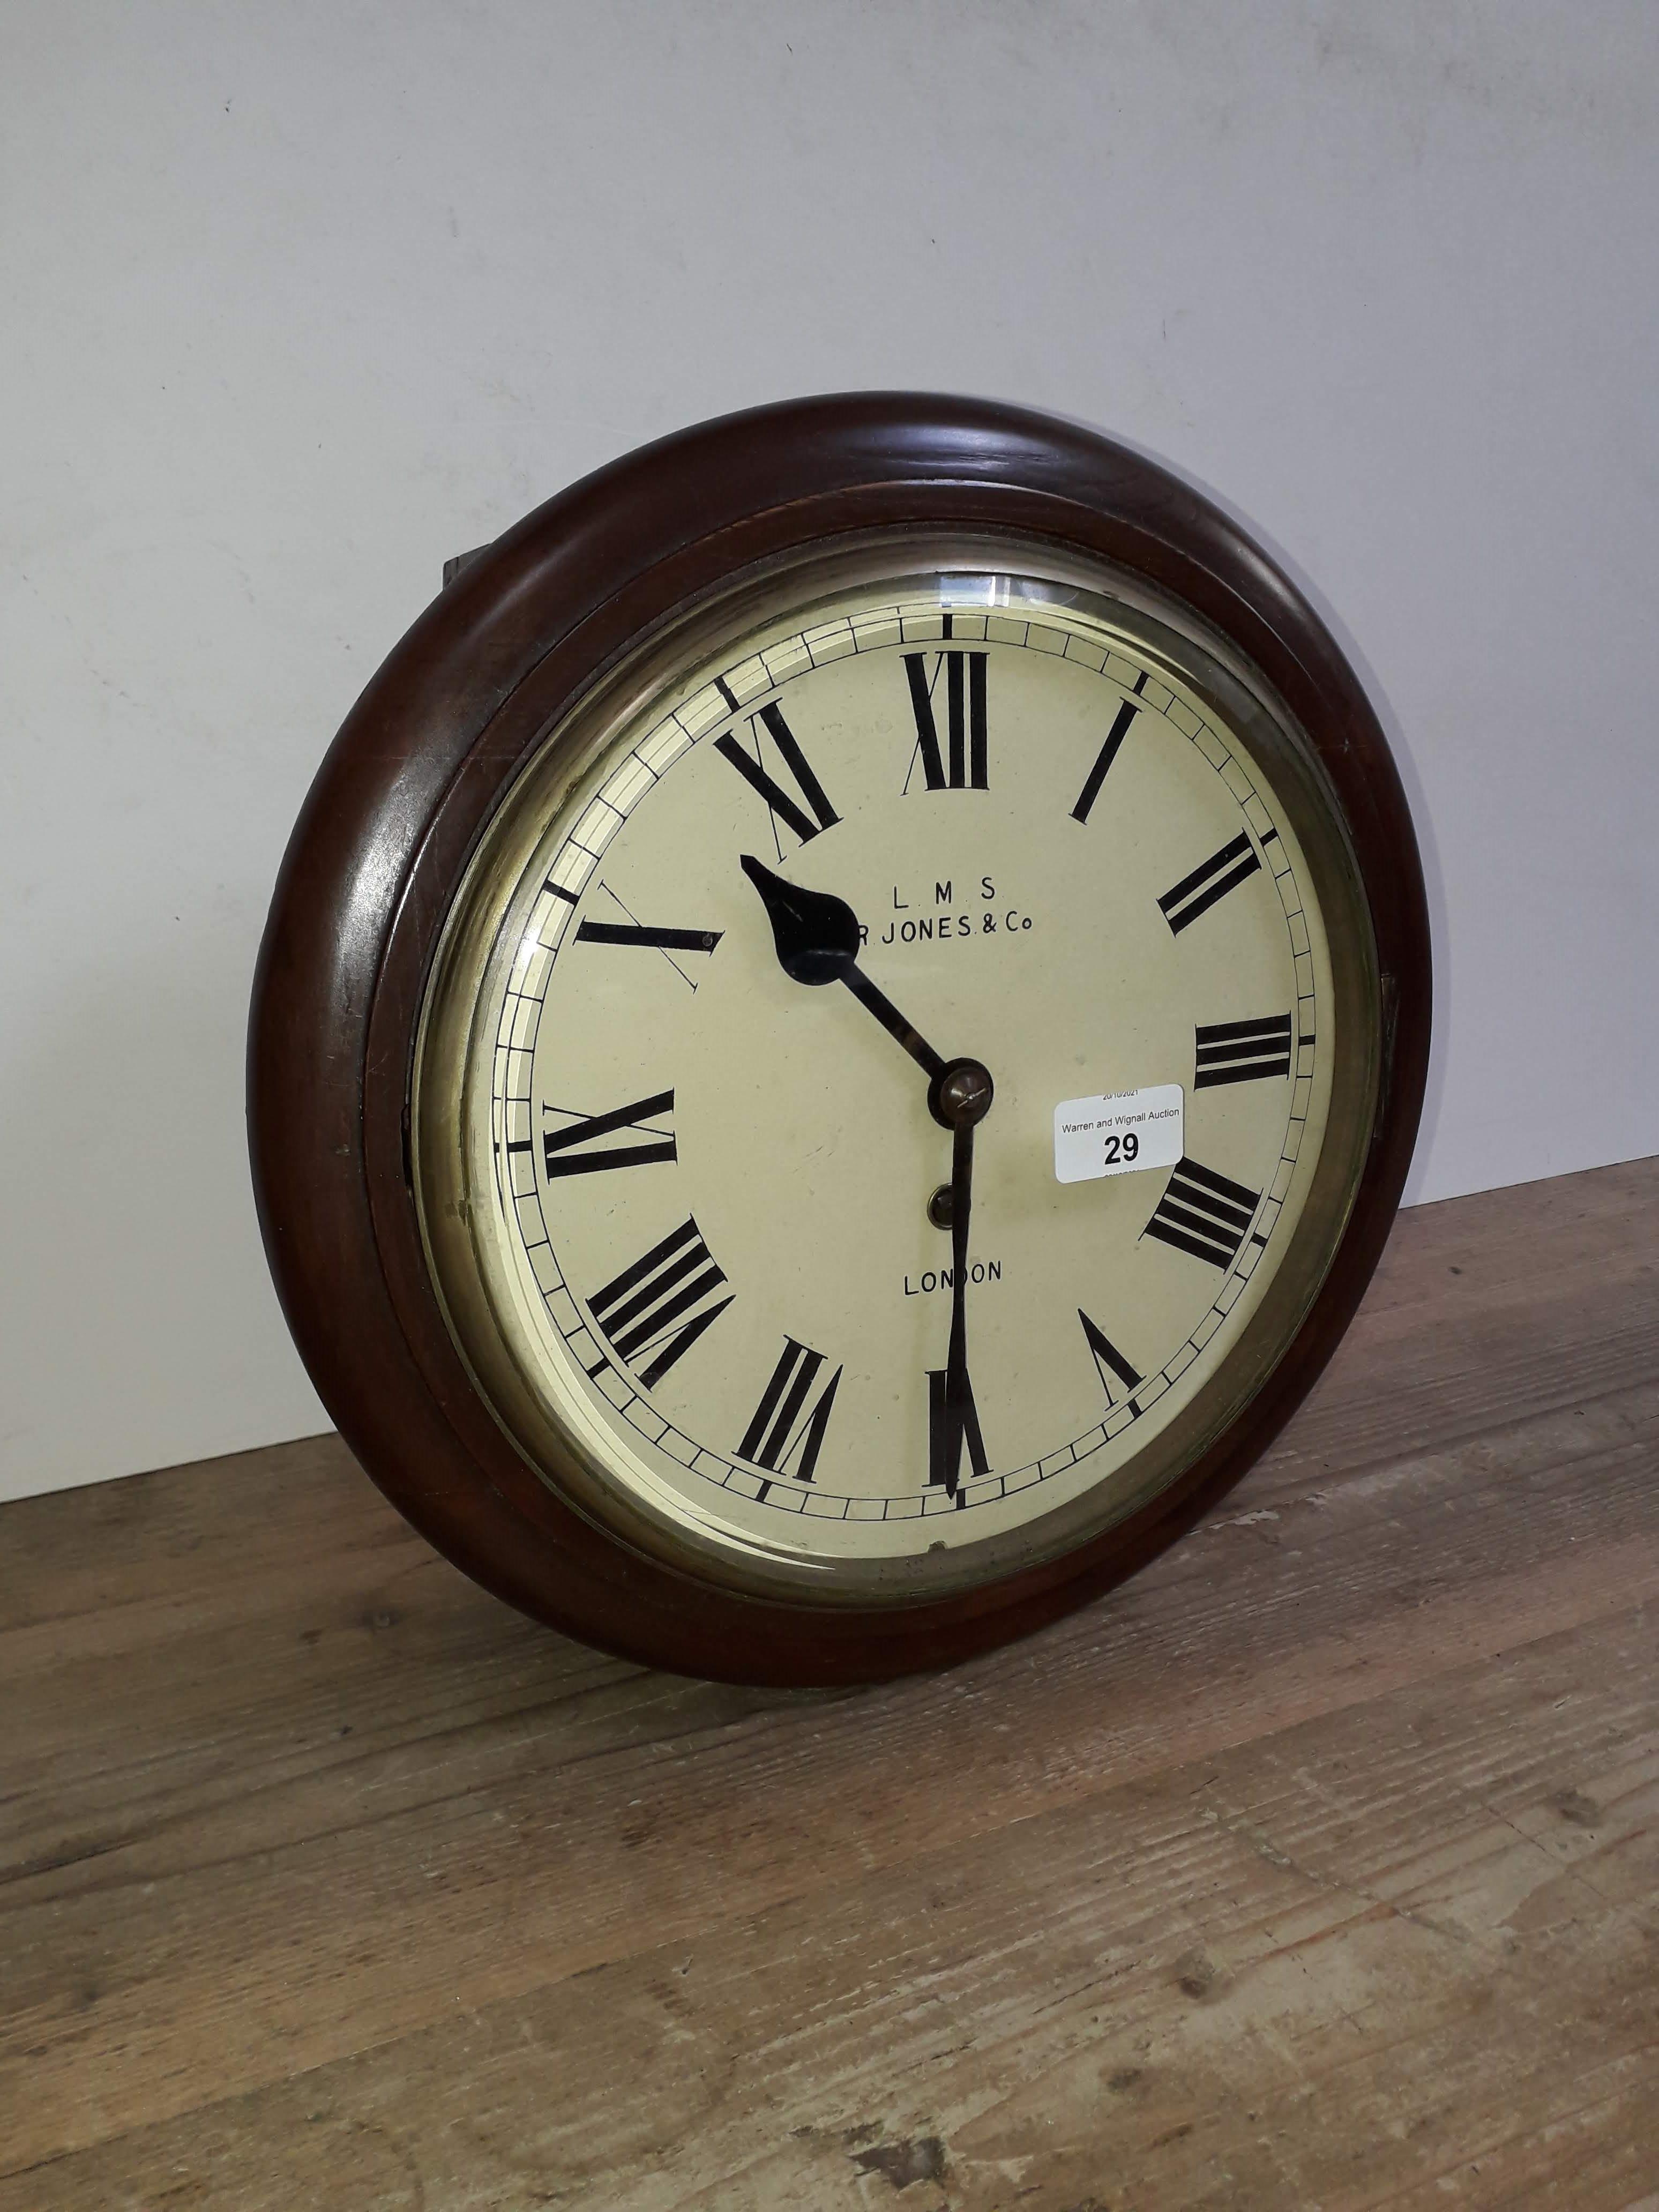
[2,1157,1656,2208]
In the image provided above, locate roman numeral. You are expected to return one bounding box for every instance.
[575,921,722,954]
[573,880,721,991]
[737,1337,843,1484]
[540,1090,676,1179]
[903,649,989,790]
[1144,1157,1261,1270]
[928,1369,990,1499]
[586,1217,732,1388]
[714,701,839,850]
[1079,1310,1141,1403]
[1158,832,1262,935]
[1070,674,1147,823]
[1193,1014,1292,1088]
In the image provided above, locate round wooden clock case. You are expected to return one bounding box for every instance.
[249,394,1430,1685]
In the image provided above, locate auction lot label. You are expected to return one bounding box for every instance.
[1054,1083,1184,1185]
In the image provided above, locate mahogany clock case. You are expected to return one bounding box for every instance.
[248,393,1431,1686]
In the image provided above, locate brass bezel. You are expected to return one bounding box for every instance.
[413,531,1379,1608]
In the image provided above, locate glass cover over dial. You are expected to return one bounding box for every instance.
[414,549,1377,1605]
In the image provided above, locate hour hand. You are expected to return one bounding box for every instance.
[739,854,860,985]
[741,855,949,1085]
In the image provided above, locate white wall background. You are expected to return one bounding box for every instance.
[4,1,1656,1503]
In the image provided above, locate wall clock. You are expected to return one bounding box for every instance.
[250,394,1429,1685]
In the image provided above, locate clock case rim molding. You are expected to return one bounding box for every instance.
[248,392,1431,1687]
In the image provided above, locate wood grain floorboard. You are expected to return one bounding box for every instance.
[2,1158,1656,2205]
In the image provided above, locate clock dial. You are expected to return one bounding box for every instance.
[415,555,1374,1603]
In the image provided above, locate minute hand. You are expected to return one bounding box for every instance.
[942,1117,977,1494]
[739,854,947,1086]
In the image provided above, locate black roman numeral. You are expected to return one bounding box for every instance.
[737,1338,843,1484]
[586,1218,733,1388]
[1194,1014,1292,1088]
[1158,832,1262,934]
[928,1369,990,1499]
[714,700,839,851]
[1144,1158,1261,1269]
[1079,1310,1142,1403]
[573,880,721,991]
[540,1090,676,1179]
[1070,673,1147,823]
[575,921,722,954]
[903,648,988,791]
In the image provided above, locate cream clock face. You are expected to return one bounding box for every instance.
[416,553,1374,1603]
